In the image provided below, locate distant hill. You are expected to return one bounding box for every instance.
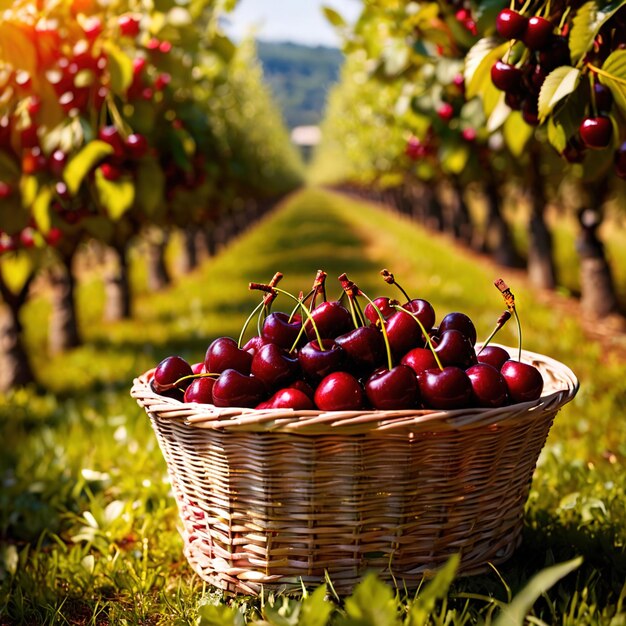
[255,40,344,129]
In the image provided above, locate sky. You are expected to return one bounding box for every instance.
[222,0,362,47]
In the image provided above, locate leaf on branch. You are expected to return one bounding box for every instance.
[598,50,626,115]
[103,41,134,95]
[94,170,135,220]
[464,38,508,99]
[538,66,581,121]
[441,142,470,175]
[32,185,53,235]
[323,6,347,29]
[570,1,624,64]
[64,140,114,195]
[0,251,35,296]
[503,111,534,157]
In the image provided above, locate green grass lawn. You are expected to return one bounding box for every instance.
[1,187,625,624]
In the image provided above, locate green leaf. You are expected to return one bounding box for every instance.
[135,159,165,216]
[407,554,460,626]
[473,0,509,35]
[0,250,35,295]
[32,185,53,234]
[465,38,509,99]
[504,111,534,157]
[20,175,38,208]
[197,603,245,626]
[94,170,135,221]
[338,573,401,626]
[598,50,626,115]
[104,41,133,95]
[300,585,333,626]
[487,92,511,132]
[547,116,568,153]
[64,140,114,195]
[569,1,624,64]
[493,557,583,626]
[538,66,581,121]
[323,6,347,29]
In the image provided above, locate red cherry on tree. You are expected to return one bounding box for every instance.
[98,125,125,156]
[125,133,149,159]
[579,116,613,149]
[0,182,13,199]
[522,16,553,50]
[491,61,523,92]
[99,162,122,181]
[119,14,141,38]
[496,9,528,39]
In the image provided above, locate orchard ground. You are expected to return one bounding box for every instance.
[1,187,626,624]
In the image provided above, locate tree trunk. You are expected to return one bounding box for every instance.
[146,234,171,291]
[527,150,557,290]
[178,225,199,275]
[104,242,132,321]
[49,251,81,355]
[575,181,619,317]
[0,272,36,391]
[483,175,522,268]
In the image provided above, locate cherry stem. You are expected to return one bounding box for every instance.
[381,269,411,303]
[312,269,327,305]
[477,310,512,355]
[392,304,443,371]
[173,371,218,388]
[238,300,266,349]
[250,283,325,352]
[514,308,523,362]
[340,273,394,371]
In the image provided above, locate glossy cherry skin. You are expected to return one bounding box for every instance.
[434,329,477,368]
[364,296,394,326]
[152,355,193,392]
[501,360,544,403]
[298,339,345,382]
[579,116,613,150]
[250,343,299,391]
[477,345,511,370]
[261,311,302,350]
[98,125,125,156]
[314,371,365,411]
[184,376,215,404]
[288,379,315,399]
[211,369,266,408]
[385,309,425,359]
[365,365,419,410]
[256,387,315,410]
[523,16,553,50]
[417,367,473,410]
[125,133,148,158]
[496,9,528,39]
[404,299,436,330]
[204,336,252,375]
[466,363,509,408]
[400,347,438,375]
[491,61,523,91]
[335,326,385,377]
[242,335,270,356]
[305,301,353,340]
[438,311,476,345]
[437,102,454,122]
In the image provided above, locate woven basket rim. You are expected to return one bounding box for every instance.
[130,344,579,434]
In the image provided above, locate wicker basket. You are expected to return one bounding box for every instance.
[131,344,578,596]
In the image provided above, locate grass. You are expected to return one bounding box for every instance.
[1,186,626,624]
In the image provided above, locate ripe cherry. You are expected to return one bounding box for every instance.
[466,363,509,407]
[119,14,141,38]
[125,133,149,159]
[417,367,473,410]
[491,61,523,92]
[365,365,419,410]
[305,301,352,340]
[438,311,476,345]
[257,388,314,410]
[437,102,454,122]
[477,345,510,370]
[0,182,13,199]
[523,16,553,50]
[335,326,385,377]
[250,343,299,391]
[314,371,365,411]
[205,336,253,375]
[184,376,215,404]
[364,296,394,325]
[298,339,345,383]
[152,355,193,393]
[262,311,302,349]
[501,360,544,403]
[99,162,122,181]
[579,116,613,149]
[98,125,125,156]
[496,9,528,39]
[212,369,266,408]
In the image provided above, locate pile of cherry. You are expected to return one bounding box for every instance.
[149,272,544,412]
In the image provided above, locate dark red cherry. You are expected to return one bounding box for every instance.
[579,116,613,149]
[491,61,523,91]
[385,309,425,358]
[250,343,299,391]
[365,365,419,410]
[242,335,270,356]
[434,329,477,368]
[183,376,215,404]
[212,369,266,408]
[438,312,476,345]
[98,125,125,156]
[417,367,473,410]
[204,336,253,375]
[298,339,345,383]
[334,326,385,376]
[257,388,314,410]
[400,347,438,375]
[305,301,352,340]
[153,355,193,393]
[364,296,394,326]
[404,299,436,333]
[593,82,613,113]
[496,9,528,39]
[523,16,553,50]
[125,133,149,158]
[261,311,302,349]
[466,363,509,408]
[314,371,365,411]
[501,360,544,403]
[119,14,141,37]
[477,345,511,370]
[538,35,570,70]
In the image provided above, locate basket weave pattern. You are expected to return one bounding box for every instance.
[131,345,578,595]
